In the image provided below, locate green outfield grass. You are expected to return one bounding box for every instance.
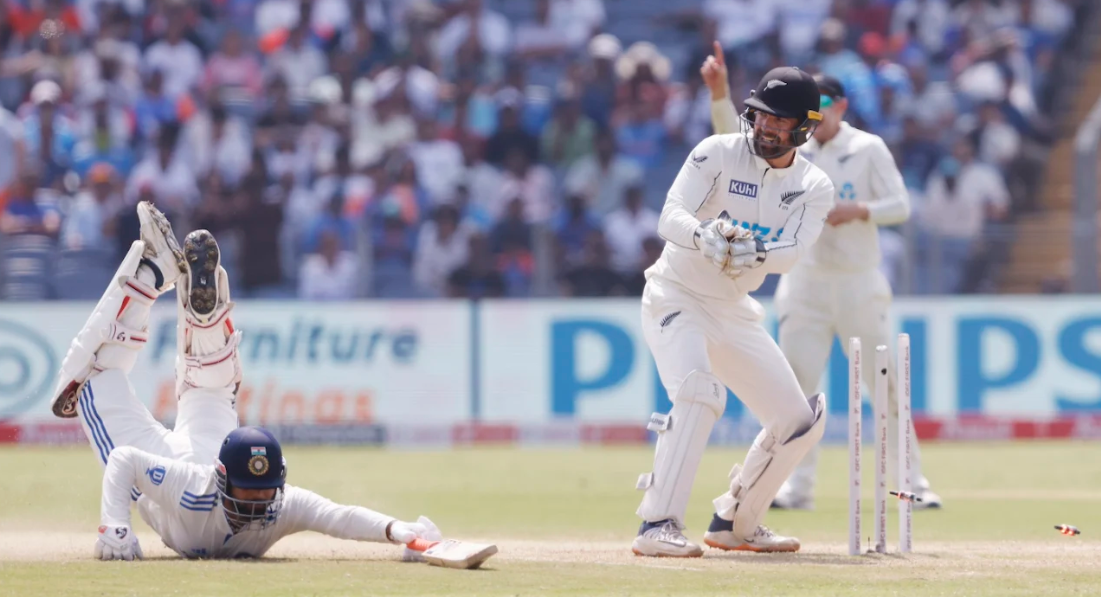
[1,442,1100,596]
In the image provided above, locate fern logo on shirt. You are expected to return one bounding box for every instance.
[728,179,758,199]
[780,190,805,209]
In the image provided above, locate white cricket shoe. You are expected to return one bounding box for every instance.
[631,519,704,558]
[136,201,186,292]
[912,488,943,510]
[704,515,800,553]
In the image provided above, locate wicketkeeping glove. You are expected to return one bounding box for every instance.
[694,218,738,271]
[94,525,143,561]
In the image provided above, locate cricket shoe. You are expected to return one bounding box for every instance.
[176,229,241,395]
[631,519,703,558]
[703,515,800,553]
[180,229,229,327]
[911,488,942,510]
[136,201,186,293]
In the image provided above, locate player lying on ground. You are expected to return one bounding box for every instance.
[701,44,941,510]
[632,65,835,557]
[49,203,438,560]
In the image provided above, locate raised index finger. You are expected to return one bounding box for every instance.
[713,41,725,66]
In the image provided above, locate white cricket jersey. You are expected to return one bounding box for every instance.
[647,132,835,300]
[799,122,910,272]
[101,446,395,559]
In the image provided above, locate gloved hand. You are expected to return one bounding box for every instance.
[399,516,442,562]
[725,236,766,275]
[694,218,739,271]
[94,525,143,561]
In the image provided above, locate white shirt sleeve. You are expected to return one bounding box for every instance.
[658,135,725,249]
[280,486,396,543]
[757,174,835,274]
[101,446,210,528]
[864,137,911,225]
[711,99,739,136]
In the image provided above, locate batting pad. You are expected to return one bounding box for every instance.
[636,370,726,525]
[713,393,827,539]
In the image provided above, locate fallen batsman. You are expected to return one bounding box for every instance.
[49,202,495,568]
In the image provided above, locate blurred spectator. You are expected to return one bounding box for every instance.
[817,18,880,129]
[549,0,606,50]
[702,0,777,72]
[143,10,203,98]
[236,150,287,297]
[514,0,571,62]
[560,230,624,297]
[604,185,660,275]
[488,197,535,297]
[891,0,951,57]
[125,124,197,213]
[565,127,643,216]
[952,0,1018,41]
[777,0,831,65]
[133,70,178,145]
[0,104,25,192]
[255,77,305,142]
[485,94,539,166]
[969,101,1020,171]
[184,103,252,186]
[553,194,600,269]
[0,168,59,238]
[72,84,135,178]
[490,198,533,256]
[203,28,264,113]
[371,209,417,298]
[408,117,464,204]
[540,95,595,168]
[413,203,471,296]
[22,80,76,187]
[370,152,429,230]
[917,137,1009,293]
[494,148,554,224]
[304,191,356,255]
[268,23,328,107]
[447,233,505,299]
[298,228,357,301]
[896,116,942,191]
[436,0,512,69]
[615,102,666,172]
[907,61,957,130]
[578,34,620,128]
[61,163,119,251]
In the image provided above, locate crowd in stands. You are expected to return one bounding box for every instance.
[0,0,1086,301]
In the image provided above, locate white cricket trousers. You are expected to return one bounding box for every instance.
[637,279,814,524]
[774,265,930,497]
[78,369,238,469]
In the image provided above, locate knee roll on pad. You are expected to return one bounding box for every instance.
[712,393,827,538]
[635,370,726,524]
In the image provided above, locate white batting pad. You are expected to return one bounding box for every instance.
[636,370,726,525]
[50,242,155,417]
[713,393,827,539]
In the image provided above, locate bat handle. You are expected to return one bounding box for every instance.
[406,538,439,552]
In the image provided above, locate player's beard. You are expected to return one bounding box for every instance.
[752,129,791,160]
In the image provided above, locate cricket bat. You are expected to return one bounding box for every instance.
[406,538,498,570]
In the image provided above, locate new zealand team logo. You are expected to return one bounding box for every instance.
[728,179,758,199]
[780,190,805,209]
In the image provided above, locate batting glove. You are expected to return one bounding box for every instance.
[400,516,442,562]
[94,525,143,561]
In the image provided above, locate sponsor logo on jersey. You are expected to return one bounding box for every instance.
[728,179,759,199]
[780,190,805,208]
[839,182,856,200]
[688,153,707,169]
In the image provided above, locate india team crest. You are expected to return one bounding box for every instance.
[248,455,270,476]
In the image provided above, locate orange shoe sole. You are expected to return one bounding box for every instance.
[705,538,800,553]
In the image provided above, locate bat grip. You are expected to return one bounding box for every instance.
[406,538,439,552]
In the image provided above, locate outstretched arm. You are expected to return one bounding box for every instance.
[280,486,431,545]
[701,41,739,135]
